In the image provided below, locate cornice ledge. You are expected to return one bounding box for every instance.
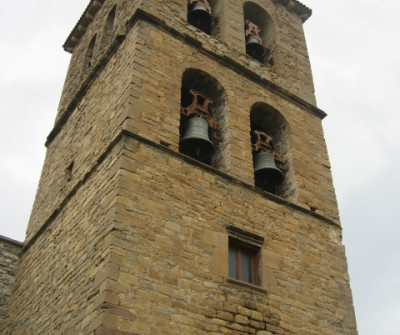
[63,0,106,53]
[0,235,24,247]
[272,0,312,22]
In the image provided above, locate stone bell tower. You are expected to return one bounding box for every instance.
[4,0,358,334]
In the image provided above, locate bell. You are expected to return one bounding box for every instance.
[180,116,215,161]
[254,150,284,189]
[246,35,265,62]
[188,1,212,35]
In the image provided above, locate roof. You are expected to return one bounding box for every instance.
[63,0,106,53]
[274,0,312,22]
[0,235,24,247]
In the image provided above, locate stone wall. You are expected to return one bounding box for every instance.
[3,142,125,335]
[0,236,23,331]
[25,21,139,241]
[103,134,357,335]
[4,132,357,335]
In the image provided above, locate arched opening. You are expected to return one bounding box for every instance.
[250,103,292,198]
[85,34,97,69]
[243,2,276,65]
[180,69,227,170]
[187,0,221,37]
[101,5,117,48]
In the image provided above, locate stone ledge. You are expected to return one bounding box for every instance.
[227,225,264,247]
[0,235,23,247]
[226,278,268,294]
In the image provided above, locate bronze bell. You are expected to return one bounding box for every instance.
[188,1,212,35]
[245,20,265,62]
[180,116,215,161]
[254,149,284,190]
[246,35,265,62]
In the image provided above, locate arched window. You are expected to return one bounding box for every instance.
[243,2,276,65]
[250,103,292,198]
[102,5,116,48]
[187,0,222,37]
[180,69,227,170]
[85,34,97,69]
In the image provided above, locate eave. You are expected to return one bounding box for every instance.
[63,0,106,53]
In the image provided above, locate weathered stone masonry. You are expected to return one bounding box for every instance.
[4,0,357,334]
[0,235,23,332]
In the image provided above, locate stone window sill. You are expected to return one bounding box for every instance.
[226,277,267,294]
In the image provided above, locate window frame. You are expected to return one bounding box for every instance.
[227,226,264,287]
[229,238,260,285]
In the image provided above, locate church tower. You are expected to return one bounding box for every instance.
[4,1,358,334]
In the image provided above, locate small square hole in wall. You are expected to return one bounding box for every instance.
[227,226,263,286]
[65,161,74,182]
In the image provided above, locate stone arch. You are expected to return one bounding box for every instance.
[243,2,276,65]
[101,5,117,48]
[180,68,228,171]
[250,103,294,199]
[85,34,97,69]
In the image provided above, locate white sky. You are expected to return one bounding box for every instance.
[1,1,399,334]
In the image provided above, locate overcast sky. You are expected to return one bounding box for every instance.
[1,1,399,334]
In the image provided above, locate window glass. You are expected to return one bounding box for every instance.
[228,237,259,285]
[241,249,253,283]
[229,247,236,279]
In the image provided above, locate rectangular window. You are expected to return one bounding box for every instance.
[228,237,260,286]
[227,226,263,286]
